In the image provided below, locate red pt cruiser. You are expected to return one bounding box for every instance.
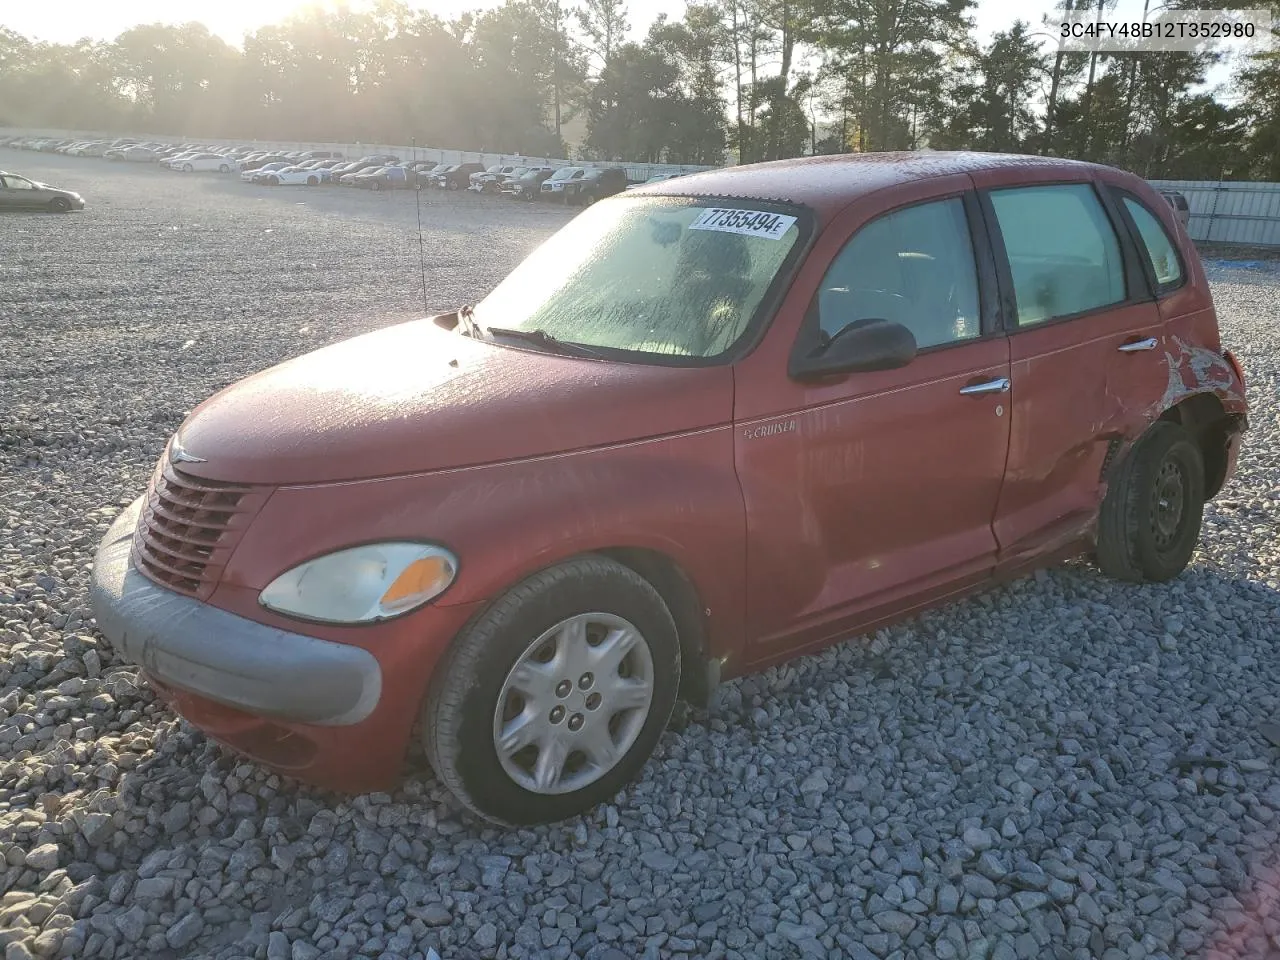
[91,152,1248,825]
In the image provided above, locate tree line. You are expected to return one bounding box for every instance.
[1,0,1276,178]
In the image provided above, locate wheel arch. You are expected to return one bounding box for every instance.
[594,546,716,707]
[1157,391,1244,499]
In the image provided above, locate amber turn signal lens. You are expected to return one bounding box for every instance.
[381,555,456,608]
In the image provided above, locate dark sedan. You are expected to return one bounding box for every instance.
[0,172,85,212]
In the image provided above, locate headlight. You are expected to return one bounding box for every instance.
[259,543,458,623]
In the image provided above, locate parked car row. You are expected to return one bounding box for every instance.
[0,134,692,205]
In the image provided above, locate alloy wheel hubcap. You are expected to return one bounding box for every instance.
[493,612,654,795]
[1151,456,1187,550]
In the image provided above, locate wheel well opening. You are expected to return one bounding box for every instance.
[1160,393,1233,498]
[597,547,714,707]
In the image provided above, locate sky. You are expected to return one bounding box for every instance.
[1,0,1244,95]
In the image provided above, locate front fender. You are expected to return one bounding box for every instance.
[223,427,747,663]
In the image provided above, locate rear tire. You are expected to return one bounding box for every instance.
[372,181,383,191]
[423,555,680,826]
[218,164,230,173]
[1095,421,1205,582]
[307,176,318,186]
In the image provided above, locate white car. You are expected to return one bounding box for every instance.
[243,162,292,183]
[161,152,202,169]
[272,165,328,186]
[173,153,235,173]
[625,172,686,190]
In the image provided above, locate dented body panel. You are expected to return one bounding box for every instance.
[89,151,1248,791]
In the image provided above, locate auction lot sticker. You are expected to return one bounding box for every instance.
[690,207,797,240]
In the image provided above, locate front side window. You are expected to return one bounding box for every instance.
[1123,196,1184,288]
[472,197,804,359]
[3,177,34,190]
[989,183,1126,326]
[817,196,981,350]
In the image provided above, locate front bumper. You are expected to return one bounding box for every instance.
[90,497,382,726]
[88,497,488,791]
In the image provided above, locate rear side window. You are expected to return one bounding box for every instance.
[1123,196,1184,289]
[818,197,981,350]
[989,183,1126,326]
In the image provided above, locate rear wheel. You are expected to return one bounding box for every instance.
[218,163,230,173]
[307,176,318,186]
[423,555,680,826]
[48,196,70,213]
[371,180,383,191]
[1095,421,1205,582]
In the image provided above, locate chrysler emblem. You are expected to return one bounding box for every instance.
[171,439,207,464]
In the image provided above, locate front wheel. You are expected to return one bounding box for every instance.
[447,180,459,191]
[371,180,383,191]
[423,555,680,826]
[218,164,230,173]
[1095,421,1206,582]
[182,163,193,173]
[307,176,318,186]
[48,197,70,213]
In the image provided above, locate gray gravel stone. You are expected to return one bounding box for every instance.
[22,846,58,872]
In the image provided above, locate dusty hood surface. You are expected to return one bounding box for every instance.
[173,318,734,484]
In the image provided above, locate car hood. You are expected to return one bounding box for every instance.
[172,317,733,485]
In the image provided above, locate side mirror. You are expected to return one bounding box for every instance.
[791,318,917,380]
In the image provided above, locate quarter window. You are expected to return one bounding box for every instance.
[1123,196,1184,288]
[818,197,981,350]
[989,183,1126,326]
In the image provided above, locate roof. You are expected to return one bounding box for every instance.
[638,151,1103,223]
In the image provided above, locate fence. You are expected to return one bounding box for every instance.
[0,127,719,183]
[1148,179,1280,247]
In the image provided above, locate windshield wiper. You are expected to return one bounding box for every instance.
[457,304,481,339]
[481,326,606,359]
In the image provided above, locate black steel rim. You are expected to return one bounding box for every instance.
[1150,455,1187,551]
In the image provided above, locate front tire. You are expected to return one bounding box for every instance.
[423,555,680,826]
[182,163,193,173]
[1095,421,1205,582]
[307,176,318,186]
[48,197,70,213]
[371,180,383,191]
[218,164,230,173]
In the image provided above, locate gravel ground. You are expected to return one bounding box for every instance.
[2,150,1280,960]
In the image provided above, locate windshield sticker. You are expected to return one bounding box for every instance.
[689,208,797,240]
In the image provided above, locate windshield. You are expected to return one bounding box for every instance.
[471,196,803,360]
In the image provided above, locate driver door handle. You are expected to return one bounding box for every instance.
[959,377,1010,396]
[1118,337,1159,352]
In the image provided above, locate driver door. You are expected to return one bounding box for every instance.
[734,176,1012,660]
[0,175,40,209]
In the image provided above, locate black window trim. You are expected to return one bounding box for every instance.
[787,187,1002,376]
[1107,185,1189,299]
[978,177,1153,334]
